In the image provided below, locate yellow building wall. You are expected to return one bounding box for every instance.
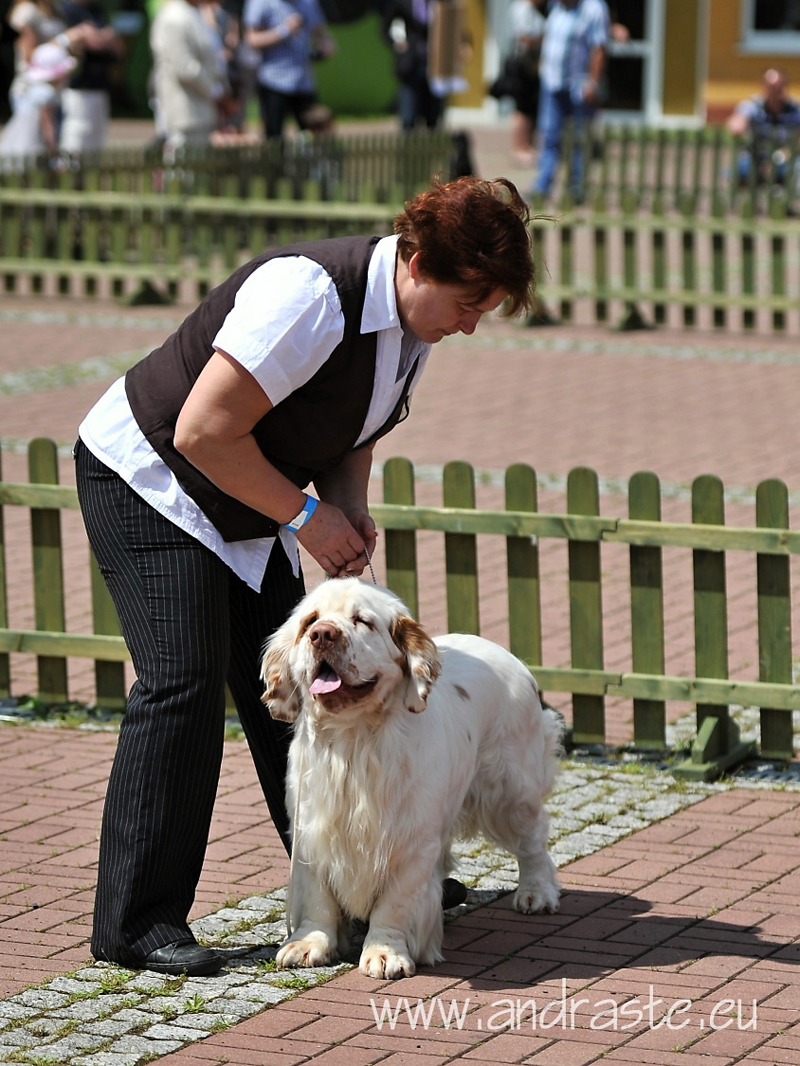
[663,0,702,116]
[453,0,486,107]
[706,0,800,120]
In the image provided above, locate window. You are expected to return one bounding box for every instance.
[741,0,800,53]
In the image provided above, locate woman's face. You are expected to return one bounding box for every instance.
[396,252,509,344]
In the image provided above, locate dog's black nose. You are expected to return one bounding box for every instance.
[309,621,338,649]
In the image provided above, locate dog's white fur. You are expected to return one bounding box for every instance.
[261,578,562,980]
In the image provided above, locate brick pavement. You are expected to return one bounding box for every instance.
[1,119,800,1064]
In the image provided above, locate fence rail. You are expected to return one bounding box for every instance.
[1,442,797,780]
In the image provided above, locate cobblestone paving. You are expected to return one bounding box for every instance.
[0,749,796,1066]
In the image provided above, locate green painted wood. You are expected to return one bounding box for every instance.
[0,484,80,508]
[740,197,756,330]
[651,178,667,325]
[528,667,800,712]
[680,192,697,327]
[56,170,74,296]
[591,188,608,323]
[0,446,9,698]
[0,628,130,660]
[443,461,479,636]
[673,129,686,210]
[28,438,68,704]
[567,467,604,744]
[90,554,127,711]
[383,457,418,619]
[222,175,240,270]
[690,127,703,206]
[711,189,726,330]
[629,471,666,749]
[505,464,542,667]
[756,478,794,759]
[558,212,574,322]
[618,188,646,329]
[770,194,787,332]
[692,474,730,759]
[369,501,800,555]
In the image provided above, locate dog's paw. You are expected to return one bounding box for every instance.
[359,944,416,979]
[277,931,337,969]
[513,881,561,915]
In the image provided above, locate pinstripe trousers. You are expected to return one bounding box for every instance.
[75,441,304,965]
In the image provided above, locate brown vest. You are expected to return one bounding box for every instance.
[126,236,415,542]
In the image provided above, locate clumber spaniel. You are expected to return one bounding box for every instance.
[260,578,562,979]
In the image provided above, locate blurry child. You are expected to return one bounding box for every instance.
[0,41,76,162]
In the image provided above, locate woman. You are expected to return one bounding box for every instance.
[76,175,536,978]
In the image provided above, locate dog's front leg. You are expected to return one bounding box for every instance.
[276,866,341,969]
[360,872,443,979]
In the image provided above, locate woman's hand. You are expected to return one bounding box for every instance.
[295,501,368,577]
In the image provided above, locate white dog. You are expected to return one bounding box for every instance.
[260,578,562,979]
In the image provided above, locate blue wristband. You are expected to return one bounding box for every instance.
[283,494,318,532]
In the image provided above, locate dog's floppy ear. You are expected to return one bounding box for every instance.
[260,626,301,723]
[390,613,441,713]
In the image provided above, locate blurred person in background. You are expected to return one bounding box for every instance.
[242,0,335,139]
[150,0,229,153]
[507,0,545,165]
[727,68,800,189]
[0,40,75,160]
[59,0,123,153]
[529,0,610,202]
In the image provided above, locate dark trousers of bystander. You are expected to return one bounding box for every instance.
[257,83,318,138]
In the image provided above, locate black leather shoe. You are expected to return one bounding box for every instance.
[442,877,468,909]
[140,937,224,976]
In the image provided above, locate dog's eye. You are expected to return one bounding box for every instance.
[353,615,375,630]
[299,612,318,635]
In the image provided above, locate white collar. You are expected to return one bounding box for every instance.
[361,234,402,335]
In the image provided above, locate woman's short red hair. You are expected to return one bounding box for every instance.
[394,176,535,317]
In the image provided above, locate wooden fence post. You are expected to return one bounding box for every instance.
[680,192,697,327]
[505,463,542,668]
[756,478,794,759]
[567,466,604,744]
[711,189,727,330]
[740,197,756,331]
[770,195,787,333]
[692,474,729,759]
[677,473,755,779]
[618,188,651,330]
[629,471,666,748]
[28,438,68,704]
[383,457,419,619]
[443,461,479,635]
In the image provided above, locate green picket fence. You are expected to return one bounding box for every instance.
[2,441,799,780]
[528,194,800,334]
[0,188,399,302]
[541,122,800,216]
[0,129,458,202]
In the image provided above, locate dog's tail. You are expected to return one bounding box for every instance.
[542,701,567,762]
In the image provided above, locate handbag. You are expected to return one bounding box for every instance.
[488,49,539,100]
[489,55,523,100]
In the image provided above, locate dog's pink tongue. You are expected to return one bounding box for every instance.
[310,664,342,695]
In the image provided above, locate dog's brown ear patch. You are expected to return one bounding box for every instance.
[261,666,301,722]
[391,614,441,713]
[260,629,302,722]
